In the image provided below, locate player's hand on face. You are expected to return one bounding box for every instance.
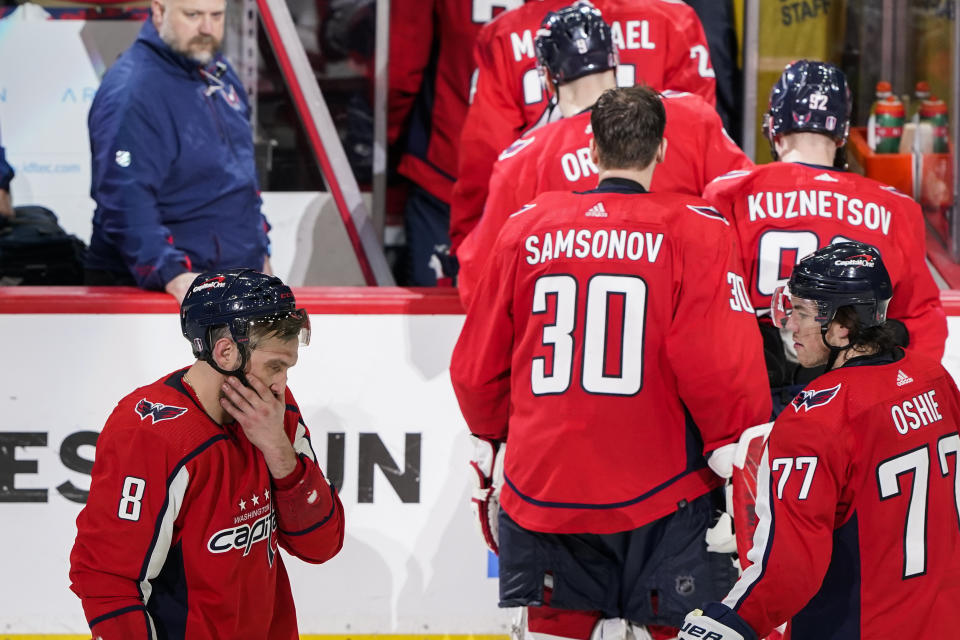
[220,374,288,452]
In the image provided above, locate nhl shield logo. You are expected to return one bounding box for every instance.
[675,575,695,596]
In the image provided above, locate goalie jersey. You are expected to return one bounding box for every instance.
[703,162,948,361]
[450,179,771,534]
[69,369,345,639]
[725,348,960,639]
[449,0,716,252]
[457,91,751,304]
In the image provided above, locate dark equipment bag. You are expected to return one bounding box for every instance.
[0,206,87,285]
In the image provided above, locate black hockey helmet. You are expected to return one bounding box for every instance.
[535,1,617,86]
[180,269,310,366]
[764,59,851,144]
[772,242,892,333]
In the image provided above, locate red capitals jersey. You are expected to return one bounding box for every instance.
[457,91,751,305]
[70,369,345,639]
[449,0,716,251]
[450,179,771,534]
[703,162,947,361]
[388,0,527,202]
[725,349,960,639]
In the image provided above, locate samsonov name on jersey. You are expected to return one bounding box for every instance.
[525,229,664,265]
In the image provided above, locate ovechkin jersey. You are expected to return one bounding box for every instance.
[449,0,716,252]
[388,0,526,203]
[70,369,345,639]
[703,162,947,361]
[450,179,771,534]
[725,348,960,639]
[456,91,751,305]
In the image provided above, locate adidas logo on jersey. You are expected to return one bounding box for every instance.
[814,172,839,182]
[585,202,608,218]
[897,369,914,386]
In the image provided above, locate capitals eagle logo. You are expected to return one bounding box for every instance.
[135,399,188,424]
[791,383,842,413]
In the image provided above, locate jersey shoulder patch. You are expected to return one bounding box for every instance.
[135,398,188,424]
[509,203,537,218]
[879,184,915,200]
[498,135,536,161]
[791,383,842,413]
[710,169,752,184]
[686,204,729,225]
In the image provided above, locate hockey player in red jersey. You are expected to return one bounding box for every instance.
[703,60,946,396]
[679,242,960,640]
[451,85,770,640]
[389,0,525,285]
[456,3,750,305]
[449,0,717,256]
[69,270,345,639]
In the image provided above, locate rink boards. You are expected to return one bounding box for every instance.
[2,287,960,636]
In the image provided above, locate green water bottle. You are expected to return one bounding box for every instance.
[919,95,949,153]
[874,95,905,153]
[911,81,931,121]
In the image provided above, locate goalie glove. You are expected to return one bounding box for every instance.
[469,436,505,554]
[678,603,758,640]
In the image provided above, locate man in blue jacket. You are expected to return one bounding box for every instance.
[86,0,270,302]
[0,122,13,220]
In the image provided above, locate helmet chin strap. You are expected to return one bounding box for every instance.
[205,344,253,388]
[821,328,852,370]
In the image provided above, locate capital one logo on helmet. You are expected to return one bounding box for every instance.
[193,276,227,292]
[834,255,875,268]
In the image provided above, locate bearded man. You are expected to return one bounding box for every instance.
[85,0,272,303]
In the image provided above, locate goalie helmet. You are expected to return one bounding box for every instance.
[764,59,851,144]
[535,2,617,86]
[772,242,892,332]
[180,269,309,363]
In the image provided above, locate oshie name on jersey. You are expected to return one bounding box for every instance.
[747,190,892,235]
[891,389,944,435]
[525,228,664,265]
[510,20,657,62]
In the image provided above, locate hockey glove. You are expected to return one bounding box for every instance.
[469,436,505,554]
[428,244,459,287]
[678,603,758,640]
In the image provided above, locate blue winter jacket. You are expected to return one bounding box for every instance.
[0,140,12,191]
[86,19,269,289]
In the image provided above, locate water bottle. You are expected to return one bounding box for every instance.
[919,95,949,153]
[873,95,905,154]
[910,81,931,121]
